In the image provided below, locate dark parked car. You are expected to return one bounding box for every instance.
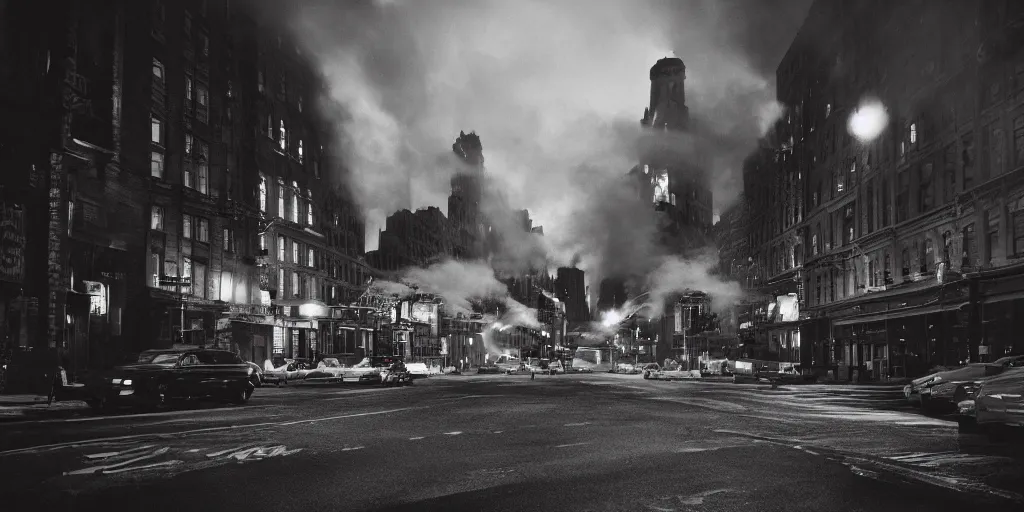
[82,348,256,410]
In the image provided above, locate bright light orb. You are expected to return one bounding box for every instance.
[600,310,623,328]
[848,99,889,143]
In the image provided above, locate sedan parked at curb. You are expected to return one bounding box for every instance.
[956,367,1024,435]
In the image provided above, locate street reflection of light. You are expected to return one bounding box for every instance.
[848,98,888,142]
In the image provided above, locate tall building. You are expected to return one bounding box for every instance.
[596,57,716,361]
[366,206,453,272]
[0,0,368,388]
[636,57,714,235]
[555,267,590,324]
[448,131,486,260]
[745,0,1024,381]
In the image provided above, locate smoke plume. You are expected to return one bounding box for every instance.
[272,0,807,315]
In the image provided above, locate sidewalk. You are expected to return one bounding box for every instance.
[0,394,89,421]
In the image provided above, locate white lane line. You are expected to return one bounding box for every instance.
[0,407,422,457]
[555,442,590,448]
[493,431,503,434]
[328,388,399,396]
[564,422,590,427]
[101,460,183,474]
[340,446,365,451]
[409,436,425,440]
[278,407,419,426]
[444,431,463,436]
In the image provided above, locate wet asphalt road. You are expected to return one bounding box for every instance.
[0,373,1022,512]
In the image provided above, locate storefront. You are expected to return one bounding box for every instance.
[220,304,274,365]
[829,278,970,381]
[271,299,328,364]
[319,305,374,366]
[975,263,1024,361]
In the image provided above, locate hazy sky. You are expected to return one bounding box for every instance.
[282,0,812,253]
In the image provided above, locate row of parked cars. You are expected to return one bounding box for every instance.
[71,350,431,411]
[903,354,1024,434]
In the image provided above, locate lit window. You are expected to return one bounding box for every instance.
[184,133,193,156]
[278,267,285,295]
[151,205,164,230]
[223,228,234,252]
[152,59,165,85]
[298,139,304,163]
[278,120,287,151]
[197,84,209,106]
[185,76,193,102]
[183,215,193,239]
[198,218,209,242]
[150,116,162,144]
[291,190,299,222]
[292,272,299,297]
[910,123,917,144]
[278,183,285,218]
[150,151,164,178]
[259,176,268,212]
[277,235,286,260]
[826,103,831,118]
[308,248,314,268]
[307,199,314,225]
[292,241,299,263]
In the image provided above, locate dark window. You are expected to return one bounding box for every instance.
[896,170,909,223]
[962,134,975,190]
[918,162,934,212]
[944,144,957,202]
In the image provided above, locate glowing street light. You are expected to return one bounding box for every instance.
[848,98,889,143]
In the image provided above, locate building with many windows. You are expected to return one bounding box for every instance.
[0,0,369,388]
[736,0,1024,381]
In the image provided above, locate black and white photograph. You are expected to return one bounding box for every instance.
[1,0,1023,510]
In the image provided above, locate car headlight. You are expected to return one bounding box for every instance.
[112,378,133,386]
[122,379,133,386]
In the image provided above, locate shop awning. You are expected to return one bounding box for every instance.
[832,301,969,326]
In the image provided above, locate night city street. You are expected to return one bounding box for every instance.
[6,0,1024,510]
[1,374,1022,512]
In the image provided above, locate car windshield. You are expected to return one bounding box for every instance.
[137,352,183,365]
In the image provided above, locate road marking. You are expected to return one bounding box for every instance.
[64,447,170,475]
[340,446,365,451]
[325,389,401,400]
[555,442,590,448]
[0,407,421,457]
[493,431,503,434]
[328,388,399,396]
[277,407,419,426]
[409,436,424,440]
[444,431,463,436]
[564,422,590,427]
[84,445,157,460]
[101,460,183,474]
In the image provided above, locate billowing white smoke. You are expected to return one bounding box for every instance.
[286,0,792,320]
[643,251,744,317]
[394,260,541,330]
